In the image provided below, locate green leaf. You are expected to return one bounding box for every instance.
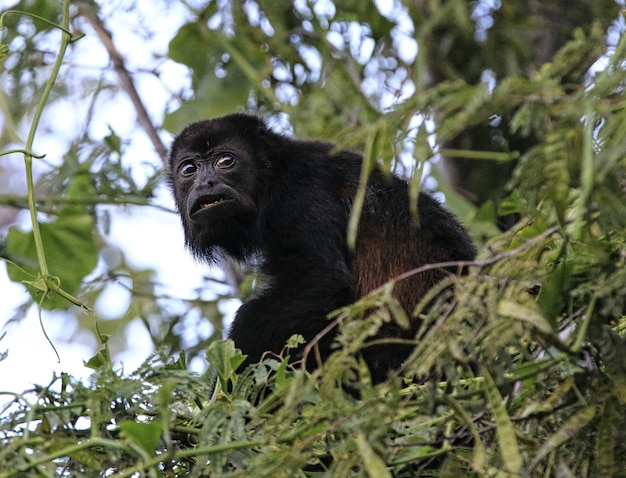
[103,125,122,154]
[596,398,617,476]
[84,341,112,371]
[355,431,391,478]
[484,370,522,474]
[530,405,596,471]
[333,1,394,41]
[5,213,98,309]
[168,22,211,77]
[167,25,267,131]
[537,260,572,322]
[498,300,553,335]
[429,166,479,224]
[205,340,247,390]
[119,420,163,455]
[163,73,250,132]
[273,356,289,389]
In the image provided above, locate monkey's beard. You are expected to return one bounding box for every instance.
[183,207,257,263]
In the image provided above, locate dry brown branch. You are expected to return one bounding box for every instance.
[76,3,169,163]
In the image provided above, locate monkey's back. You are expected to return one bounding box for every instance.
[351,170,475,327]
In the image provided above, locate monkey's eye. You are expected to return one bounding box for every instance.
[180,162,197,176]
[215,155,235,169]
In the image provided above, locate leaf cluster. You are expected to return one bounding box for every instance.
[1,1,626,476]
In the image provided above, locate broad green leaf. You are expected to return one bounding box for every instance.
[119,421,163,455]
[6,213,98,309]
[163,73,250,132]
[205,340,247,390]
[167,24,267,131]
[168,22,211,78]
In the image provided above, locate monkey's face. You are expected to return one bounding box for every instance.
[169,121,262,260]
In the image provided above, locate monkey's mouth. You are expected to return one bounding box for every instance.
[190,194,232,217]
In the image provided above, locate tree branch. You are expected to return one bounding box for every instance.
[76,4,169,163]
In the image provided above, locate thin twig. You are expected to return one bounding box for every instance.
[394,224,561,283]
[76,4,169,163]
[301,224,562,362]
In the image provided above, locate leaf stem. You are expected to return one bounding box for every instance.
[0,149,45,159]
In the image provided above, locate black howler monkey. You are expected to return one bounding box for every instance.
[169,113,476,383]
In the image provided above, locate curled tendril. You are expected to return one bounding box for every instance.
[0,10,74,37]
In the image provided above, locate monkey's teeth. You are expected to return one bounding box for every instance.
[201,198,224,209]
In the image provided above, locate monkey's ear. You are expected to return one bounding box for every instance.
[255,118,270,136]
[254,118,283,168]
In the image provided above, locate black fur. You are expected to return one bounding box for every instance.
[169,114,476,383]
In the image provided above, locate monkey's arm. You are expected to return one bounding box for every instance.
[228,259,353,369]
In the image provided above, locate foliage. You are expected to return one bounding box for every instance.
[1,0,626,476]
